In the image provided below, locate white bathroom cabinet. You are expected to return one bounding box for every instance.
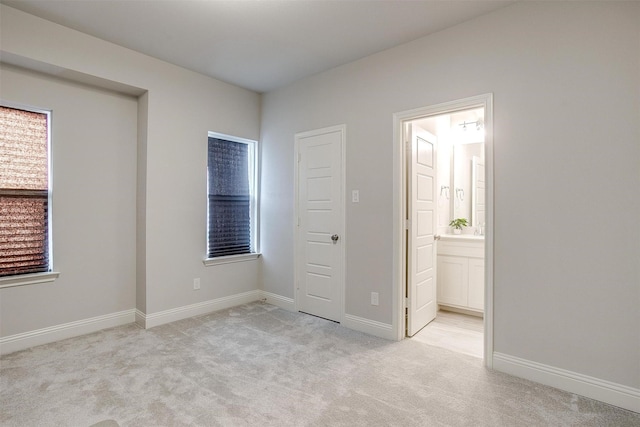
[437,235,484,315]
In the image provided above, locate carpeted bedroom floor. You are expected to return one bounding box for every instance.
[1,302,639,426]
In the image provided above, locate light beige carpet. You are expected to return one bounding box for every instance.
[1,302,639,426]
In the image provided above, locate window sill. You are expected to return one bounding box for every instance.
[0,271,60,289]
[203,253,261,266]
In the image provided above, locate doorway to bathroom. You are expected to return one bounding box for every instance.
[392,94,494,367]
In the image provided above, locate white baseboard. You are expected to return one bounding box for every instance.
[259,290,295,311]
[137,290,261,329]
[343,314,395,340]
[258,293,395,341]
[493,352,640,414]
[257,293,395,341]
[0,309,136,355]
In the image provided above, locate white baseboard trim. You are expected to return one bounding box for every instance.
[259,290,295,311]
[343,314,395,340]
[0,309,136,356]
[493,352,640,414]
[137,290,261,329]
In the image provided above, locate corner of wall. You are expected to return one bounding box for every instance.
[260,290,295,312]
[136,91,149,314]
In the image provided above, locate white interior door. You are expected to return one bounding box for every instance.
[407,124,438,336]
[295,125,344,322]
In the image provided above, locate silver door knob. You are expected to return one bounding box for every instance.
[331,234,339,242]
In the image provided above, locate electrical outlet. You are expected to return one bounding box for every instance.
[193,278,201,290]
[371,292,379,306]
[352,190,360,203]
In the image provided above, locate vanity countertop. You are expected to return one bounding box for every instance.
[439,234,485,241]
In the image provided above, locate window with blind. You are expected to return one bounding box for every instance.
[207,133,257,259]
[0,105,51,277]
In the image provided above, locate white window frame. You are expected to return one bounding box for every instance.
[0,101,59,289]
[203,131,260,266]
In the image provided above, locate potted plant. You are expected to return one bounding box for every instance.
[449,218,468,235]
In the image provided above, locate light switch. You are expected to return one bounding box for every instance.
[352,190,360,203]
[371,292,379,306]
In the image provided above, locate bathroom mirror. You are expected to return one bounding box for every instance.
[451,142,484,226]
[414,106,485,233]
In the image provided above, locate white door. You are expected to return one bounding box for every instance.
[295,125,344,322]
[406,124,438,336]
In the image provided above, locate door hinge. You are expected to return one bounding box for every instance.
[405,219,411,230]
[297,153,302,163]
[405,297,410,308]
[297,217,301,227]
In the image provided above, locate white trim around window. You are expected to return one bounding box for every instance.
[1,101,56,286]
[205,131,260,262]
[203,253,261,266]
[0,271,60,289]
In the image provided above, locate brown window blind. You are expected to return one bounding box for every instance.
[0,106,50,277]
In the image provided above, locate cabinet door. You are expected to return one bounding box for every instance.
[468,257,485,311]
[437,256,468,307]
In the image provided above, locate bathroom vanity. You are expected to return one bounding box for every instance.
[437,234,484,316]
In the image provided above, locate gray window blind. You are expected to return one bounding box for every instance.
[0,106,50,277]
[207,137,251,257]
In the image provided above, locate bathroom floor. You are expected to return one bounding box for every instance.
[412,309,484,358]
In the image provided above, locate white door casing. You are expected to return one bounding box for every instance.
[393,93,493,368]
[294,125,345,323]
[406,124,438,336]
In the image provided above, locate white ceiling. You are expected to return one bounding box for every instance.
[2,0,514,93]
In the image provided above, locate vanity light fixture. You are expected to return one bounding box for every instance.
[459,120,484,131]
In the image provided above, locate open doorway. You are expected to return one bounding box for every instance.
[393,94,494,367]
[410,107,486,358]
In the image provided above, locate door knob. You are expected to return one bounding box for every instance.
[331,234,339,242]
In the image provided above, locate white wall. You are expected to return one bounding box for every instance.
[0,64,137,336]
[0,5,262,336]
[261,0,640,392]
